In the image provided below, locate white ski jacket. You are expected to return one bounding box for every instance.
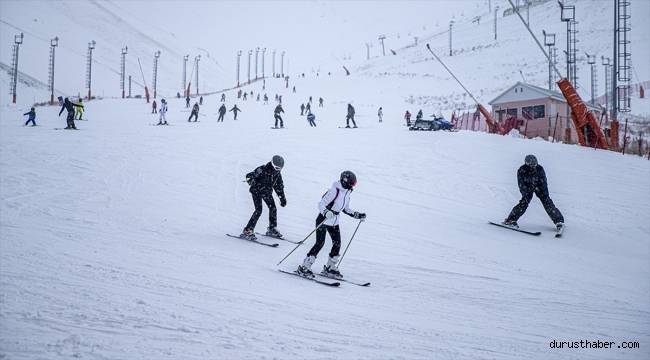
[318,181,356,226]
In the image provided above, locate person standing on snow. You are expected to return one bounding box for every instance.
[305,102,311,114]
[221,93,226,102]
[263,94,269,104]
[404,110,412,126]
[274,104,285,128]
[230,104,241,120]
[416,109,423,121]
[502,155,564,231]
[345,103,357,128]
[185,96,191,108]
[240,155,287,240]
[377,107,383,122]
[75,98,85,120]
[297,171,366,279]
[23,107,37,126]
[58,97,83,129]
[199,96,203,105]
[152,99,157,114]
[157,98,169,125]
[217,104,227,122]
[319,97,324,107]
[188,102,200,122]
[306,111,316,127]
[300,103,305,115]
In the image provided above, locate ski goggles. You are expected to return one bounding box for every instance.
[272,163,283,171]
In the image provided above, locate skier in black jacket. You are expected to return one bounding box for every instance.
[230,105,241,120]
[23,107,36,126]
[345,103,357,128]
[188,102,200,122]
[274,104,285,128]
[503,155,564,231]
[217,104,227,122]
[241,155,287,240]
[58,97,82,129]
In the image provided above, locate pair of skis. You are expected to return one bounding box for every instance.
[488,221,564,238]
[278,269,370,287]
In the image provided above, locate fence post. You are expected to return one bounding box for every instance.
[622,119,628,155]
[552,113,559,143]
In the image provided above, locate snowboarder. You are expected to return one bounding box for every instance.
[307,111,316,127]
[243,93,248,101]
[274,104,285,128]
[23,107,36,126]
[188,102,200,122]
[75,98,85,120]
[345,104,357,128]
[217,104,227,122]
[240,155,287,240]
[297,171,366,279]
[300,103,305,115]
[58,97,82,129]
[221,93,226,102]
[186,96,190,108]
[404,110,412,126]
[230,104,241,120]
[263,94,269,104]
[152,99,157,113]
[377,107,383,122]
[305,102,311,114]
[157,99,169,125]
[502,155,564,231]
[319,97,323,107]
[199,96,203,105]
[416,109,423,121]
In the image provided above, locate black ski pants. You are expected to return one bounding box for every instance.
[274,114,284,128]
[346,115,356,127]
[25,118,35,126]
[217,113,225,122]
[308,119,316,127]
[307,213,341,258]
[245,191,277,231]
[507,187,564,224]
[66,112,77,129]
[188,111,198,122]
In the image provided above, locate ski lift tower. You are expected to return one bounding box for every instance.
[586,53,597,105]
[613,0,631,120]
[48,37,58,104]
[378,35,386,56]
[543,31,556,90]
[10,32,24,104]
[120,46,128,99]
[194,55,200,95]
[183,55,189,96]
[236,51,242,87]
[86,40,95,100]
[152,51,161,99]
[601,56,611,117]
[559,2,578,89]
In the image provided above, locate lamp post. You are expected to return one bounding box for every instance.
[272,49,276,77]
[10,32,24,104]
[195,54,200,95]
[121,46,128,98]
[255,47,259,80]
[86,40,95,99]
[586,53,596,105]
[152,50,161,98]
[378,35,386,56]
[449,21,454,56]
[48,37,59,104]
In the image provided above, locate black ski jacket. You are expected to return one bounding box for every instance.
[246,162,286,200]
[347,105,355,117]
[274,105,284,115]
[58,99,81,116]
[517,165,548,195]
[219,105,227,114]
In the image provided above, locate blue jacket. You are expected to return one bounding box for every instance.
[23,109,35,120]
[307,113,315,122]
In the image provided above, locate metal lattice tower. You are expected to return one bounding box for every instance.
[120,47,128,98]
[560,2,579,89]
[195,55,200,95]
[255,47,259,80]
[543,31,556,90]
[182,55,189,96]
[615,0,631,114]
[86,40,95,99]
[48,37,58,104]
[152,51,160,99]
[586,53,597,105]
[236,51,241,87]
[10,33,23,104]
[602,56,611,116]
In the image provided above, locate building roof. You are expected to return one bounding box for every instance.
[489,81,601,112]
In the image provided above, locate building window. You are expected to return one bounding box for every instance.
[522,106,533,120]
[507,108,517,118]
[533,105,545,118]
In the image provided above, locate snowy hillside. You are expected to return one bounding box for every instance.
[1,1,649,359]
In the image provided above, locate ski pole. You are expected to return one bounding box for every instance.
[277,218,327,266]
[337,219,363,268]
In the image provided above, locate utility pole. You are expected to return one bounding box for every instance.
[272,49,276,77]
[152,50,160,99]
[128,75,132,98]
[236,50,242,87]
[121,46,128,99]
[255,47,259,80]
[281,51,285,77]
[86,40,95,100]
[543,30,556,90]
[494,6,499,40]
[48,37,58,104]
[182,55,189,97]
[247,50,252,83]
[602,56,611,117]
[378,35,386,56]
[586,53,596,105]
[195,55,200,95]
[261,48,266,78]
[449,21,454,56]
[10,32,24,104]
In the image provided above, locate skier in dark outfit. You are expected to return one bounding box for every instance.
[503,155,564,231]
[306,111,316,127]
[188,102,199,122]
[297,171,366,279]
[240,155,287,240]
[229,105,241,120]
[345,103,357,128]
[274,104,285,128]
[217,104,227,122]
[23,107,36,126]
[58,97,82,129]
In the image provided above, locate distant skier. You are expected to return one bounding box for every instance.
[217,104,227,122]
[300,103,305,115]
[157,98,169,125]
[199,96,203,105]
[263,94,269,104]
[186,96,190,108]
[345,103,357,128]
[240,155,287,240]
[243,93,248,101]
[416,109,423,121]
[404,110,412,126]
[297,171,366,279]
[305,102,311,113]
[292,86,296,93]
[256,94,260,101]
[377,107,383,122]
[230,104,241,120]
[221,93,226,102]
[319,97,323,107]
[278,95,283,104]
[58,97,82,129]
[502,155,564,231]
[274,104,285,128]
[238,89,242,99]
[309,96,312,104]
[152,99,157,114]
[23,107,36,126]
[75,98,85,120]
[188,102,199,122]
[307,111,316,127]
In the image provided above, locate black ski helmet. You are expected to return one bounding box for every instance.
[271,155,284,170]
[525,154,538,167]
[340,170,357,189]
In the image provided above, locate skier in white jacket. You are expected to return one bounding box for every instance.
[157,99,169,125]
[297,171,366,279]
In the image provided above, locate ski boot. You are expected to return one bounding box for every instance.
[297,255,316,278]
[163,121,169,125]
[502,219,519,229]
[239,228,257,241]
[321,256,343,279]
[265,227,283,239]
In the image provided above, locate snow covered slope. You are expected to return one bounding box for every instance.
[1,72,648,359]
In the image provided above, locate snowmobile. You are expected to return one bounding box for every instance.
[409,115,454,131]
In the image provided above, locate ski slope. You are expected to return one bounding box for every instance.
[1,72,649,359]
